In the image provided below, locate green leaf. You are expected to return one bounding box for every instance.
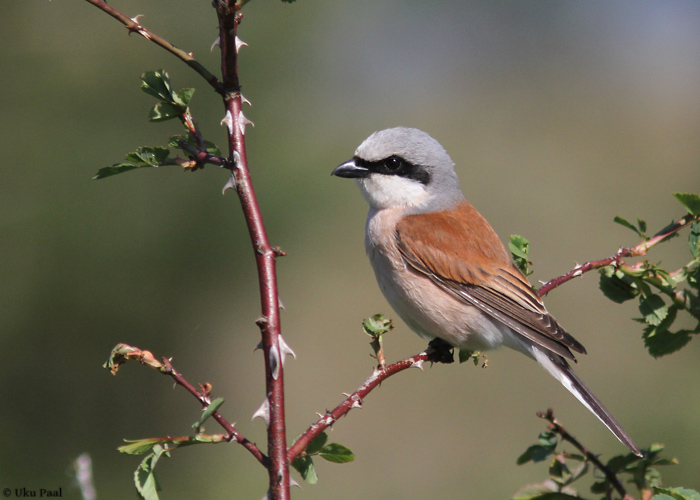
[653,487,700,500]
[639,294,668,326]
[673,193,700,216]
[590,480,610,494]
[644,327,693,358]
[614,216,643,237]
[509,234,533,276]
[93,163,141,180]
[305,432,328,455]
[549,457,570,484]
[149,101,184,122]
[689,222,700,259]
[599,267,639,303]
[119,438,163,456]
[141,70,175,102]
[134,444,168,500]
[458,349,478,365]
[168,135,222,156]
[637,218,648,234]
[93,147,175,180]
[173,88,195,107]
[119,437,191,456]
[605,452,643,473]
[646,305,678,336]
[126,146,171,166]
[517,432,557,465]
[192,397,224,431]
[319,443,355,464]
[291,456,318,484]
[362,314,393,337]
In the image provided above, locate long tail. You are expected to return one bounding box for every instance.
[529,346,642,457]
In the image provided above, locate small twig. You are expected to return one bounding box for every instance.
[161,358,268,467]
[83,0,223,94]
[537,213,699,297]
[538,409,632,500]
[178,140,229,169]
[104,344,267,466]
[287,344,449,462]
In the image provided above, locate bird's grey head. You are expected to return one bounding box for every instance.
[332,127,464,213]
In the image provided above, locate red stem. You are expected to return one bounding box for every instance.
[537,213,698,297]
[161,358,268,466]
[82,0,223,93]
[288,350,437,462]
[216,4,289,499]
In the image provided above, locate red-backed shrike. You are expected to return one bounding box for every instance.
[332,127,640,456]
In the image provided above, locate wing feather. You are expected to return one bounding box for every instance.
[396,201,585,360]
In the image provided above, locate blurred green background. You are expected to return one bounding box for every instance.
[2,1,700,498]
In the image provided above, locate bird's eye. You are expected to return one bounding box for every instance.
[383,156,402,171]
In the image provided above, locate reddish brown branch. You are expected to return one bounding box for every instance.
[288,346,447,462]
[538,409,633,500]
[215,3,289,498]
[178,141,228,169]
[537,213,698,297]
[83,0,223,94]
[105,344,267,465]
[160,358,268,466]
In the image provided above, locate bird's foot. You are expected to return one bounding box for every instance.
[426,338,454,364]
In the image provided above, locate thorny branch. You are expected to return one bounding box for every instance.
[287,341,453,462]
[83,0,224,93]
[214,2,290,499]
[104,344,267,466]
[538,409,633,500]
[537,213,699,297]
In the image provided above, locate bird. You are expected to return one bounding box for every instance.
[331,126,641,456]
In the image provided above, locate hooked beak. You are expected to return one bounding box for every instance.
[331,158,370,179]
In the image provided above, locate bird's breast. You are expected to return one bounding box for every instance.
[363,208,508,351]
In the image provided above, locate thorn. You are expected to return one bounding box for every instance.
[128,15,152,40]
[270,344,281,380]
[342,392,351,397]
[252,398,270,427]
[228,430,239,443]
[220,110,234,134]
[289,477,301,489]
[315,412,325,419]
[278,297,285,311]
[241,94,252,106]
[210,35,221,51]
[222,171,237,195]
[235,36,248,53]
[253,340,263,353]
[232,150,241,168]
[278,335,296,365]
[238,111,254,135]
[255,316,269,327]
[413,359,425,370]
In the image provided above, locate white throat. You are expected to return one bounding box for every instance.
[356,175,431,210]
